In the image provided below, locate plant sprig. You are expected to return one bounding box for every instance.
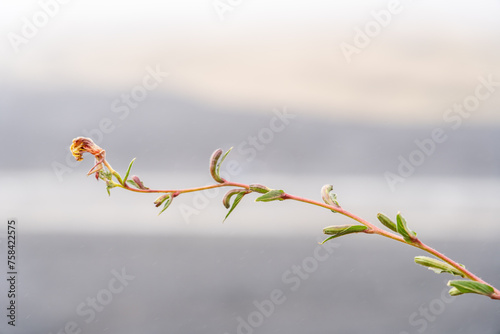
[70,137,500,300]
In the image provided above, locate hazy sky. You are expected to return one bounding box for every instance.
[1,0,500,123]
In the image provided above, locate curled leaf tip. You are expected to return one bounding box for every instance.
[210,149,222,179]
[321,184,341,210]
[223,189,250,222]
[210,147,233,183]
[222,189,244,209]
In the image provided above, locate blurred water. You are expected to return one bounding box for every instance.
[0,234,499,334]
[2,171,499,239]
[2,172,500,333]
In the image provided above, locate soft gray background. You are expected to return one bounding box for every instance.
[1,1,500,333]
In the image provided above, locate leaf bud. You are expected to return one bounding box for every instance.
[249,184,270,194]
[209,149,224,183]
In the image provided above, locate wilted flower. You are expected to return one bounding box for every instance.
[70,137,103,161]
[70,137,105,177]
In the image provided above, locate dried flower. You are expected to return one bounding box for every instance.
[70,137,105,178]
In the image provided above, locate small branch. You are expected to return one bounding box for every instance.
[70,137,499,301]
[119,180,249,195]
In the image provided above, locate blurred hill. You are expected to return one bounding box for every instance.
[1,86,499,177]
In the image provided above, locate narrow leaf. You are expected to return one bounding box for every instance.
[321,225,368,244]
[158,196,173,216]
[222,189,244,209]
[249,184,270,194]
[320,235,340,244]
[447,280,494,297]
[255,189,285,202]
[224,191,247,222]
[414,256,465,278]
[396,212,417,243]
[127,179,140,189]
[217,147,233,176]
[377,213,398,233]
[123,158,136,183]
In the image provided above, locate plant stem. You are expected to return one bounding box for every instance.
[118,177,249,196]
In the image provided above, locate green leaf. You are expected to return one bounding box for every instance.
[377,213,398,233]
[158,195,173,216]
[321,225,368,244]
[127,179,140,189]
[396,212,417,243]
[99,170,113,181]
[320,184,340,212]
[154,193,172,207]
[414,256,465,278]
[329,192,340,207]
[222,189,244,209]
[224,191,247,222]
[105,180,118,196]
[255,189,285,202]
[123,158,136,183]
[447,280,494,297]
[249,184,270,194]
[216,147,233,179]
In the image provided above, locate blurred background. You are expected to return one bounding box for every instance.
[1,0,500,333]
